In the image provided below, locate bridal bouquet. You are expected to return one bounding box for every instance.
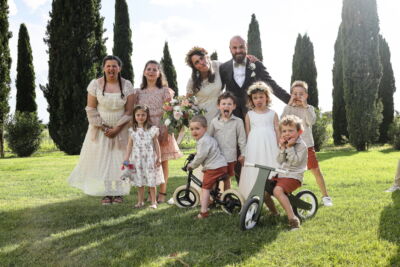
[161,96,205,135]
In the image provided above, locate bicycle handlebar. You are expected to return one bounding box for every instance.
[244,162,288,174]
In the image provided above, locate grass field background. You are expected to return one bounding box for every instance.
[1,144,399,266]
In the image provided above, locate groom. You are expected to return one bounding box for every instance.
[220,35,291,120]
[220,35,291,183]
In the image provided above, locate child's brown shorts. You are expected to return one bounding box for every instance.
[202,166,228,189]
[271,177,301,194]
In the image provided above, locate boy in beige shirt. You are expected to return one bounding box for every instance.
[188,115,228,219]
[209,92,246,190]
[281,80,332,206]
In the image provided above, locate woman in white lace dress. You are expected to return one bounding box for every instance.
[68,55,135,205]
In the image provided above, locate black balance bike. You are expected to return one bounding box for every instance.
[172,154,244,214]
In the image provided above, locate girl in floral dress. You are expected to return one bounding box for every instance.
[123,105,164,208]
[136,60,183,203]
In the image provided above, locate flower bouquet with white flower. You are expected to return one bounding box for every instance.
[161,96,205,135]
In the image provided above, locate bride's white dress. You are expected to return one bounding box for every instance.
[68,79,134,196]
[239,109,280,199]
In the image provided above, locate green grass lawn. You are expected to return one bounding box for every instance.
[1,146,399,266]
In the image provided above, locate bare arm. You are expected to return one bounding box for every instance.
[123,136,133,163]
[273,112,280,146]
[245,113,251,137]
[153,135,161,167]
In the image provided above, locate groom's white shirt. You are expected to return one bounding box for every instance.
[233,58,247,87]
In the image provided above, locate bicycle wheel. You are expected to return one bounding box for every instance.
[173,185,200,208]
[293,190,318,220]
[221,189,244,214]
[240,198,261,230]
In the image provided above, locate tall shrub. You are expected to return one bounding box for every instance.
[332,24,348,145]
[291,34,319,108]
[41,0,106,155]
[341,0,382,151]
[247,14,263,61]
[113,0,134,83]
[160,41,178,96]
[0,0,12,158]
[16,24,36,113]
[377,35,396,143]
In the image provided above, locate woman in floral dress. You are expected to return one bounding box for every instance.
[135,60,183,203]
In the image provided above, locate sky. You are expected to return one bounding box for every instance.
[7,0,400,123]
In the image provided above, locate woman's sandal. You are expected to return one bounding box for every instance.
[134,202,145,208]
[157,192,167,203]
[113,196,123,204]
[195,211,209,219]
[101,196,113,205]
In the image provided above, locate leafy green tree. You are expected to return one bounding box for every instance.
[290,34,319,107]
[312,109,330,152]
[210,51,218,60]
[247,14,263,61]
[5,112,42,157]
[160,41,178,96]
[16,24,36,113]
[40,0,106,155]
[377,35,396,143]
[113,0,134,83]
[332,24,348,145]
[341,0,382,151]
[0,0,12,158]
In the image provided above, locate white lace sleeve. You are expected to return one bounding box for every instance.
[87,79,98,96]
[123,79,135,96]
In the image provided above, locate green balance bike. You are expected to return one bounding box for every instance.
[240,163,318,230]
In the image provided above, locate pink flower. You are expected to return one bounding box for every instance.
[173,111,183,120]
[163,105,173,111]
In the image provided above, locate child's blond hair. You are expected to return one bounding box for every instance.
[279,115,304,132]
[290,80,308,94]
[247,81,272,108]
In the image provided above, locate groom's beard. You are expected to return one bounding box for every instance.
[232,52,246,64]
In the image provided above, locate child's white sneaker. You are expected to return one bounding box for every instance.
[322,196,333,207]
[167,197,175,205]
[385,185,400,192]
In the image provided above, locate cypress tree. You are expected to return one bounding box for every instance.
[113,0,134,83]
[247,14,263,61]
[160,41,178,96]
[40,0,106,155]
[16,24,36,113]
[377,35,396,143]
[0,0,12,158]
[332,24,349,145]
[290,34,319,107]
[210,51,218,61]
[341,0,382,151]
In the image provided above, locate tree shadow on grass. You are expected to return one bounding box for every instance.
[379,191,400,266]
[0,193,286,266]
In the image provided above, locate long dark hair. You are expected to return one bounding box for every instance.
[185,47,215,95]
[140,60,168,90]
[102,55,124,99]
[131,105,152,131]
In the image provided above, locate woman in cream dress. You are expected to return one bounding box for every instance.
[68,55,135,205]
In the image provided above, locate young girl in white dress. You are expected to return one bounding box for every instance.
[239,81,280,199]
[123,105,164,209]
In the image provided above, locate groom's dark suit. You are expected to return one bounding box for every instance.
[220,60,291,120]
